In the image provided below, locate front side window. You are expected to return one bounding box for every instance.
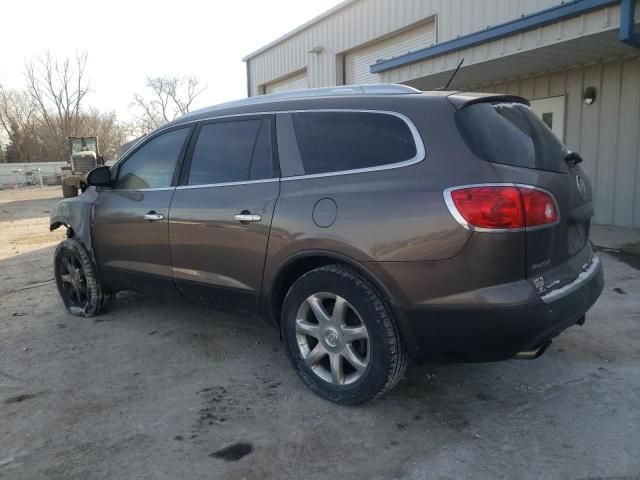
[116,128,190,189]
[187,119,273,185]
[292,111,418,175]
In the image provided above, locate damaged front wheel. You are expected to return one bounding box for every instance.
[54,238,111,317]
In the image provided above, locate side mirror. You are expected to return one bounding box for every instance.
[87,166,112,187]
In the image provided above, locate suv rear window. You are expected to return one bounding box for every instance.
[292,111,417,175]
[455,102,569,173]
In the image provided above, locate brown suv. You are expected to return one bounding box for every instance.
[50,85,604,405]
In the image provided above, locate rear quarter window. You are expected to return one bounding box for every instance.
[455,102,569,173]
[292,111,418,175]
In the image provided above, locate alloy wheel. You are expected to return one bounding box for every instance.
[295,292,370,385]
[58,252,88,313]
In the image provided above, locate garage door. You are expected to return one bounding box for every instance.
[345,21,436,85]
[264,70,308,94]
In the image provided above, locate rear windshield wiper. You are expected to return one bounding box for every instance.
[565,151,583,165]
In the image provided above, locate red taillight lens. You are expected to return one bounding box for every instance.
[447,185,557,230]
[520,187,558,226]
[450,186,524,229]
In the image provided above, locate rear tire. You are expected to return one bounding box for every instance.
[54,238,111,317]
[281,264,407,405]
[62,183,78,198]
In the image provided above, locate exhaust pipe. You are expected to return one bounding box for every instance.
[514,341,552,360]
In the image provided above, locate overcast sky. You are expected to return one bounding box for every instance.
[0,0,342,121]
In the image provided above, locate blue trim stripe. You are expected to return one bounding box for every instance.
[619,0,640,47]
[370,0,621,74]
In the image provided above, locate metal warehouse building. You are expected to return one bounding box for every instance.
[244,0,640,228]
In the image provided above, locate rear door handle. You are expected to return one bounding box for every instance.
[144,212,164,221]
[234,213,261,223]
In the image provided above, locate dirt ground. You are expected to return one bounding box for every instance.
[1,186,639,480]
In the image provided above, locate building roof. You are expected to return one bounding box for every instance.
[242,0,358,61]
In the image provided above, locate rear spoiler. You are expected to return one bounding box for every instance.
[446,92,530,110]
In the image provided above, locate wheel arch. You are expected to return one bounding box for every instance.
[49,189,99,250]
[266,250,401,328]
[49,188,106,285]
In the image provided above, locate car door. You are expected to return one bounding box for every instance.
[92,126,192,293]
[169,115,280,315]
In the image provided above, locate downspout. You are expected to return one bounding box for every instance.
[245,61,253,98]
[620,0,640,47]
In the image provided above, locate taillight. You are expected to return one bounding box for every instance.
[519,187,558,227]
[445,184,558,231]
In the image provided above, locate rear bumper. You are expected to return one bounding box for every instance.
[399,255,604,363]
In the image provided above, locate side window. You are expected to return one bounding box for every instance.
[291,112,417,175]
[187,118,273,185]
[116,128,190,189]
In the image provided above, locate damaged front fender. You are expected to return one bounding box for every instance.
[50,188,99,252]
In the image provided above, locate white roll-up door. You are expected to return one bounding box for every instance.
[264,70,308,94]
[344,20,436,85]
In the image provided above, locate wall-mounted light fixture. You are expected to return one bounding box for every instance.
[308,46,323,54]
[583,86,597,105]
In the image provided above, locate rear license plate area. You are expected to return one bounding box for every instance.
[568,223,587,255]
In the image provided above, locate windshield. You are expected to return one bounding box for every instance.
[455,102,569,173]
[70,138,98,155]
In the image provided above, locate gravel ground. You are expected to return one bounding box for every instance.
[1,187,639,480]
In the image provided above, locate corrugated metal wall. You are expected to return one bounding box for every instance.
[344,20,436,84]
[264,70,309,93]
[245,0,640,228]
[246,0,566,95]
[468,58,640,228]
[380,2,629,87]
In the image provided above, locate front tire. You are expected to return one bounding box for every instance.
[54,238,111,317]
[281,265,407,405]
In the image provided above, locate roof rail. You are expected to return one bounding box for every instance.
[264,84,421,100]
[181,84,421,120]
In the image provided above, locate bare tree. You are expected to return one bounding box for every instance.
[1,52,133,163]
[0,84,43,161]
[131,76,207,134]
[24,52,90,160]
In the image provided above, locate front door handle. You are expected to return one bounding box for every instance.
[234,213,261,223]
[144,211,164,222]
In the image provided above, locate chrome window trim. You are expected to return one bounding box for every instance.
[143,109,426,185]
[112,178,280,192]
[279,110,425,181]
[109,186,176,192]
[175,178,279,190]
[443,183,561,233]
